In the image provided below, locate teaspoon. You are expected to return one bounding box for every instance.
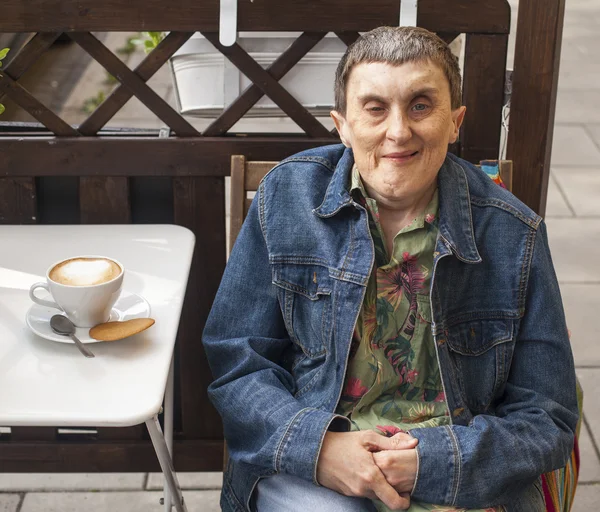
[50,315,95,358]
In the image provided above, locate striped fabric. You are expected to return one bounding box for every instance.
[481,161,583,512]
[480,161,508,189]
[541,378,583,512]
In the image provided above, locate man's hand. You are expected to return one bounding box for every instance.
[316,430,418,510]
[372,448,418,494]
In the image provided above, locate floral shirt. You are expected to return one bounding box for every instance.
[335,166,501,512]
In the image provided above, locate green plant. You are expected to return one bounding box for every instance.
[115,32,164,57]
[103,73,119,86]
[115,35,140,56]
[142,32,165,53]
[81,90,106,114]
[0,48,10,115]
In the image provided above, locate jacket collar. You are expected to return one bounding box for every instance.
[314,147,481,263]
[312,147,355,218]
[438,155,482,263]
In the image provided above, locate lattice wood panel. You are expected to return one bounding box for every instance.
[0,30,466,138]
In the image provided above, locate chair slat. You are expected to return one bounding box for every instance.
[230,156,247,252]
[245,162,278,190]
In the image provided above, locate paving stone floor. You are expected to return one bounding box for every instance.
[2,0,600,509]
[546,9,600,510]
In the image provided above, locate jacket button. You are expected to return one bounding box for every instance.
[453,407,464,417]
[437,338,446,346]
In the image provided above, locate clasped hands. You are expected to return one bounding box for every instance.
[316,430,418,511]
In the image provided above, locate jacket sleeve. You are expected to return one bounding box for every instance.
[408,221,579,508]
[202,182,348,483]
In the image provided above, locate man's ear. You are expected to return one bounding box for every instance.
[449,106,467,144]
[330,110,351,147]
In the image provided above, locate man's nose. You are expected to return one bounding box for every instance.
[386,110,411,144]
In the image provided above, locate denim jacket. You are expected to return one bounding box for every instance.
[202,144,578,512]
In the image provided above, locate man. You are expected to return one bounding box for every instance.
[203,27,578,511]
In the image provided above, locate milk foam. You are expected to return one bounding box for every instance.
[51,258,120,286]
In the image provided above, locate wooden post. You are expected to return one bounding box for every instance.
[506,0,566,216]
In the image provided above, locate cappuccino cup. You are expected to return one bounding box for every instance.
[29,256,124,328]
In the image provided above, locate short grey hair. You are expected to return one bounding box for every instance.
[334,26,462,113]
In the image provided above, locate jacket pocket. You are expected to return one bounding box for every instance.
[445,318,515,411]
[272,263,333,358]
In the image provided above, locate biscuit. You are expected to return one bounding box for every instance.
[90,318,155,341]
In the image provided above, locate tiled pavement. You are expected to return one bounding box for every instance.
[548,1,600,508]
[2,0,600,510]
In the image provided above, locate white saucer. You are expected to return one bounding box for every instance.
[26,291,151,344]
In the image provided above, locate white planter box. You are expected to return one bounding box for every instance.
[170,32,347,118]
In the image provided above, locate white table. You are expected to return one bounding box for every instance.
[0,224,196,512]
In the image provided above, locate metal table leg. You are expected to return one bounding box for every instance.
[163,355,175,511]
[146,414,187,512]
[158,127,175,512]
[147,355,185,512]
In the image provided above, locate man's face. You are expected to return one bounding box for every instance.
[331,60,466,207]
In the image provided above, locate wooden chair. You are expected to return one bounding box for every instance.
[229,156,279,253]
[227,154,582,512]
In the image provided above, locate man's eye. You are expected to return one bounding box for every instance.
[412,103,429,112]
[367,106,385,112]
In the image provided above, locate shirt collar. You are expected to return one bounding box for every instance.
[349,163,368,198]
[350,163,439,232]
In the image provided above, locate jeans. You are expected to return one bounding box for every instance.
[252,473,377,512]
[250,473,545,512]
